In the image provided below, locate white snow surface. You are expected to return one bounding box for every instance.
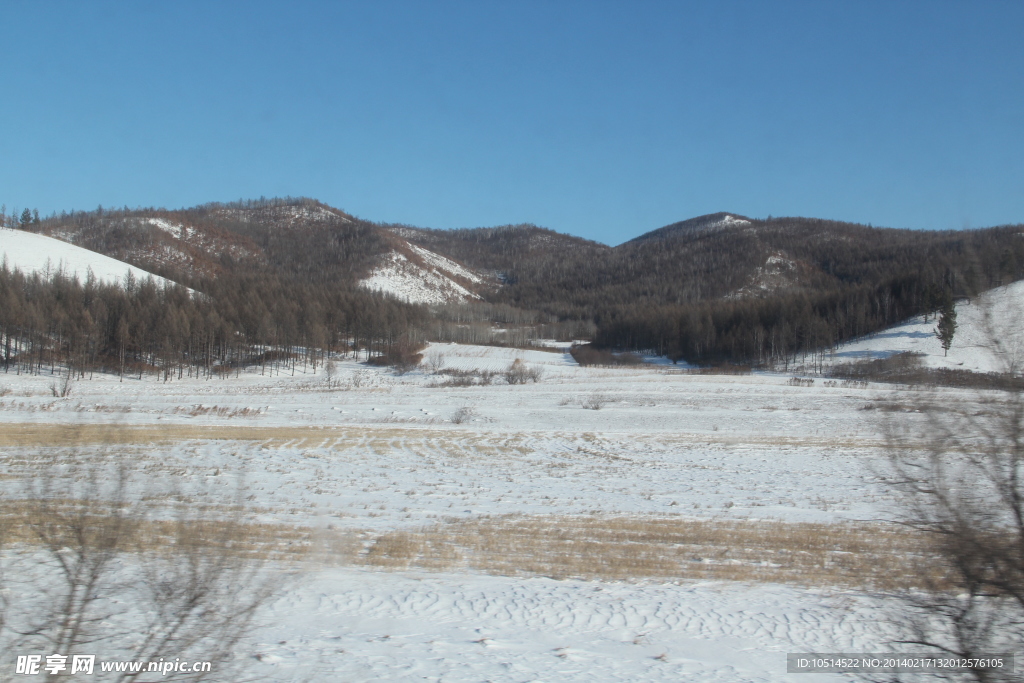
[360,249,483,304]
[9,283,1024,681]
[824,279,1024,373]
[408,243,483,284]
[145,217,191,240]
[0,227,179,288]
[255,569,888,682]
[1,351,917,681]
[714,214,752,228]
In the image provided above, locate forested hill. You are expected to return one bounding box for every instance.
[28,198,397,290]
[396,212,1024,363]
[4,198,1024,370]
[400,212,1022,309]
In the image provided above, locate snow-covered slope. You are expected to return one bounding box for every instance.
[360,246,484,305]
[827,279,1024,373]
[0,228,179,288]
[145,217,189,239]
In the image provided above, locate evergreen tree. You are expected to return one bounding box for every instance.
[19,208,32,226]
[935,295,957,356]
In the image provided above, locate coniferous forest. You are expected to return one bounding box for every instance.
[2,198,1023,378]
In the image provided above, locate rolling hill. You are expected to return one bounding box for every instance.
[6,198,1024,368]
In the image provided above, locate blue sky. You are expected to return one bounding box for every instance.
[1,1,1022,244]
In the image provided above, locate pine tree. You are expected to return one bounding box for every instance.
[19,208,32,226]
[935,295,957,357]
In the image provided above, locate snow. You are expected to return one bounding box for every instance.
[714,214,752,228]
[360,249,483,304]
[408,243,483,284]
[145,220,181,239]
[825,279,1024,373]
[423,342,575,373]
[727,252,799,299]
[6,283,1023,681]
[145,217,187,238]
[255,569,886,682]
[0,227,180,289]
[0,352,917,681]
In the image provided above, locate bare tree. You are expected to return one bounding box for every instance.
[881,304,1024,682]
[1,458,281,682]
[426,349,446,374]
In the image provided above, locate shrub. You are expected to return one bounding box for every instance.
[425,368,496,388]
[831,351,1024,390]
[504,359,542,384]
[450,406,477,424]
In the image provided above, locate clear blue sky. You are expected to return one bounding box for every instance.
[2,1,1022,244]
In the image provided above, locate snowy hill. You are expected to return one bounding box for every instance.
[359,244,486,305]
[826,279,1024,374]
[0,228,180,289]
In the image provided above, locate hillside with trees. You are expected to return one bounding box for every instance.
[400,213,1024,365]
[2,199,1023,375]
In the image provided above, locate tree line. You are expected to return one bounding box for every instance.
[0,262,429,381]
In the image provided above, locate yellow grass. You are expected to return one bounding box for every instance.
[1,424,926,588]
[351,514,945,590]
[1,498,317,561]
[2,498,945,589]
[0,422,891,452]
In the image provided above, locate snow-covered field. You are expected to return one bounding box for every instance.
[1,337,993,681]
[0,227,176,288]
[256,569,890,682]
[4,283,1021,681]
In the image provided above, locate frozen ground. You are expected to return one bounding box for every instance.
[254,569,886,682]
[7,276,1022,682]
[0,339,978,681]
[0,346,900,529]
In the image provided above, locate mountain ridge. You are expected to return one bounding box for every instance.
[6,197,1024,365]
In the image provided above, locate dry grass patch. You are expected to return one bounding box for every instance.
[1,498,317,561]
[0,422,892,455]
[0,424,535,457]
[3,504,945,589]
[354,515,946,590]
